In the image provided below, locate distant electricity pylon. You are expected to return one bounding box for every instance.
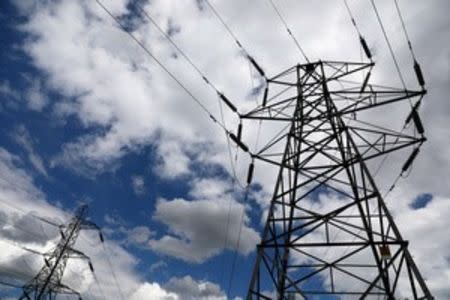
[20,205,103,300]
[243,61,433,299]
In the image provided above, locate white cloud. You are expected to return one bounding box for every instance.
[131,175,145,195]
[25,78,48,111]
[125,225,154,245]
[154,136,191,179]
[149,260,167,273]
[129,282,178,300]
[11,125,48,177]
[149,196,259,263]
[0,80,19,100]
[6,0,450,297]
[165,275,226,300]
[0,147,231,299]
[149,178,259,263]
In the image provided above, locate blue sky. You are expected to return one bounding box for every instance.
[0,0,449,299]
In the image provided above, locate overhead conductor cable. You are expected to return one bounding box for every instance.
[204,0,267,80]
[135,2,241,116]
[343,0,373,61]
[267,0,310,63]
[95,0,230,133]
[370,0,407,89]
[393,0,425,88]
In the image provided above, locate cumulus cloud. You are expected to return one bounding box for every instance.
[129,282,178,300]
[149,178,259,263]
[165,275,226,300]
[0,147,230,299]
[149,196,259,263]
[125,225,154,246]
[5,0,450,297]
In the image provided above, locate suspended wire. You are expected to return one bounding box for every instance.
[0,264,35,286]
[226,185,251,296]
[342,0,373,64]
[0,278,22,289]
[217,98,246,287]
[93,272,107,300]
[204,0,267,79]
[393,0,417,61]
[0,197,62,228]
[134,1,248,191]
[369,0,407,89]
[95,0,229,133]
[0,214,49,242]
[266,0,309,63]
[134,1,248,190]
[343,0,362,37]
[219,57,264,288]
[247,61,264,152]
[0,238,44,256]
[101,243,126,300]
[204,0,247,55]
[135,2,240,117]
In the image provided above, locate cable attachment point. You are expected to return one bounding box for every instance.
[402,148,420,173]
[89,261,94,273]
[247,161,255,185]
[405,100,421,125]
[360,71,371,93]
[359,35,372,60]
[219,92,238,113]
[237,122,243,141]
[414,60,425,87]
[247,55,265,78]
[229,132,249,152]
[262,85,269,107]
[412,110,425,134]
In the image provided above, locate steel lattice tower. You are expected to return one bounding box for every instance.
[244,61,433,299]
[20,205,101,300]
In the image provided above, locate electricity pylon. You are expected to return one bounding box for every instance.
[244,61,433,299]
[20,205,102,300]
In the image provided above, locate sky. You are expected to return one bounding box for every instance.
[0,0,449,299]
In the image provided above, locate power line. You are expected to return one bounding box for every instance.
[93,272,107,300]
[393,0,417,61]
[204,0,267,79]
[134,2,241,117]
[101,243,126,300]
[0,278,23,289]
[204,0,247,55]
[369,0,406,89]
[226,183,251,296]
[0,238,44,256]
[95,0,229,133]
[0,197,62,228]
[266,0,309,63]
[342,0,373,62]
[0,214,49,242]
[131,1,246,191]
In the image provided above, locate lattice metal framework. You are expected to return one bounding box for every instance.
[245,61,433,299]
[20,205,100,300]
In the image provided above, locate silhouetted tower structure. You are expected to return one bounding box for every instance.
[244,61,433,299]
[20,205,102,300]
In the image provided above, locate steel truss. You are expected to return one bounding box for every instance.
[245,61,433,299]
[20,205,101,300]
